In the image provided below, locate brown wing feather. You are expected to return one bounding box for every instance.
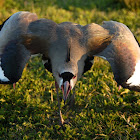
[22,19,57,56]
[0,11,39,83]
[86,21,140,91]
[83,23,112,56]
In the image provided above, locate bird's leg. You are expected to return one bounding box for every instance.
[57,89,65,125]
[13,83,16,89]
[69,87,75,108]
[55,81,64,125]
[118,85,122,91]
[62,87,75,109]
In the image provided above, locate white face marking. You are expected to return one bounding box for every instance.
[70,79,74,89]
[127,60,140,86]
[42,59,48,65]
[0,62,9,82]
[58,77,76,89]
[59,78,63,88]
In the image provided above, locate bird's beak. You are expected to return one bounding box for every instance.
[61,81,71,103]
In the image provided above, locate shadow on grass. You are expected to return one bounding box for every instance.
[52,0,123,12]
[3,0,123,13]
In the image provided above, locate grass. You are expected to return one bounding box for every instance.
[0,0,140,139]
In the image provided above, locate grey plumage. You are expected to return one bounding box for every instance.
[1,11,140,95]
[25,18,140,93]
[95,21,140,91]
[0,11,38,83]
[1,11,140,126]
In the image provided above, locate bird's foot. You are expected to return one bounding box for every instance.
[59,119,70,132]
[59,119,70,126]
[59,111,70,131]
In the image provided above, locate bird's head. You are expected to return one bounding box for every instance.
[59,72,77,103]
[52,62,78,103]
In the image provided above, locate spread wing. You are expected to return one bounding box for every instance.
[84,21,140,91]
[23,18,57,73]
[0,11,56,84]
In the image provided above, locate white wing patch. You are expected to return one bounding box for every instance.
[99,56,107,60]
[42,59,48,65]
[127,60,140,86]
[70,79,75,89]
[0,62,9,82]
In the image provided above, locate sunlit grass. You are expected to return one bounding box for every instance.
[0,0,140,139]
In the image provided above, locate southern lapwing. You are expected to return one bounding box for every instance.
[1,12,140,126]
[39,21,140,100]
[24,20,140,125]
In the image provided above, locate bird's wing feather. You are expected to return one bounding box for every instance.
[85,21,140,91]
[22,18,57,72]
[1,40,30,84]
[0,11,38,83]
[23,18,57,55]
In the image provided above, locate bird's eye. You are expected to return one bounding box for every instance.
[73,75,76,79]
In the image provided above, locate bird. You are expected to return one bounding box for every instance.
[1,11,140,126]
[24,19,140,125]
[29,20,140,101]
